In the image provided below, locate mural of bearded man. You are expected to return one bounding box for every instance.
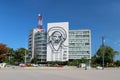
[47,26,68,61]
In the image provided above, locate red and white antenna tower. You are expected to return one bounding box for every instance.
[38,14,44,31]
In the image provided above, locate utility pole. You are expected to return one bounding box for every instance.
[9,53,10,64]
[102,36,105,70]
[24,49,26,64]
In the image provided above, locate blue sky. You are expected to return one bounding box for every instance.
[0,0,120,59]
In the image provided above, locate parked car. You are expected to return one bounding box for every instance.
[96,66,103,70]
[31,64,39,67]
[19,63,26,67]
[0,63,7,68]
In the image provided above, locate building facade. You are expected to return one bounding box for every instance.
[28,28,47,63]
[28,29,91,63]
[28,14,47,63]
[69,30,91,60]
[28,15,91,63]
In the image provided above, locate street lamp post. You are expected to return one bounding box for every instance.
[102,36,105,70]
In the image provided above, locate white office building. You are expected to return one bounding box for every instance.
[69,30,91,60]
[28,28,47,63]
[28,29,91,63]
[28,15,91,63]
[28,14,47,63]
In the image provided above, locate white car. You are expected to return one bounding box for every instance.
[96,66,103,70]
[0,63,7,68]
[31,64,39,67]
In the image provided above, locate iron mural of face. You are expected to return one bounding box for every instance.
[51,31,62,44]
[48,27,67,51]
[47,23,69,61]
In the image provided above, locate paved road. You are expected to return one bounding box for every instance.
[0,67,120,80]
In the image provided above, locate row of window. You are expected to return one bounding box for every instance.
[69,35,90,38]
[69,51,90,54]
[69,55,90,59]
[69,47,90,51]
[35,40,47,43]
[35,51,46,54]
[69,43,90,47]
[36,56,46,59]
[35,44,46,46]
[69,31,90,35]
[69,39,89,43]
[35,46,46,49]
[35,32,47,36]
[34,37,46,40]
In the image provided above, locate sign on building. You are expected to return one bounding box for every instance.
[47,22,69,61]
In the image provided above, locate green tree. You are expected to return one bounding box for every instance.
[91,55,101,67]
[92,46,119,67]
[14,48,28,65]
[114,60,120,67]
[5,48,15,64]
[67,59,79,66]
[79,58,89,63]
